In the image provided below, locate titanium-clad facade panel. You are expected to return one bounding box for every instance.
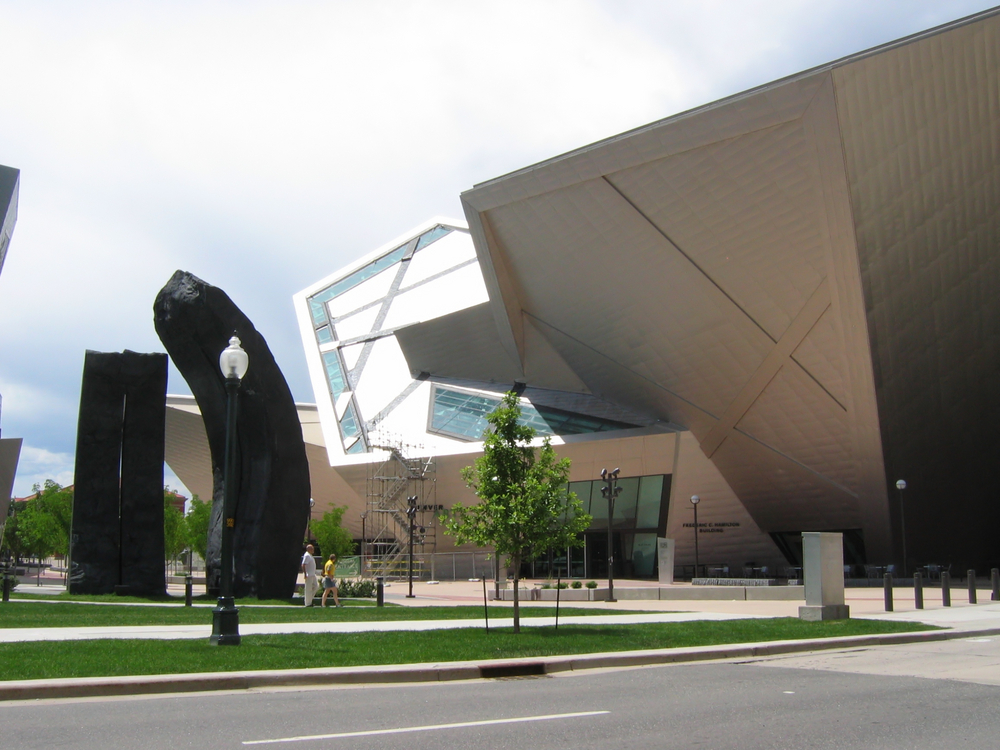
[712,430,861,533]
[789,311,848,408]
[526,315,719,440]
[485,177,776,423]
[835,13,1000,569]
[733,363,854,490]
[607,119,828,342]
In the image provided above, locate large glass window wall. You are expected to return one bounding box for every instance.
[523,474,671,579]
[428,385,636,441]
[307,225,455,331]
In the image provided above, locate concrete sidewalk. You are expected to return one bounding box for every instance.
[0,610,763,643]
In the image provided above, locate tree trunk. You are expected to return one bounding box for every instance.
[512,553,521,634]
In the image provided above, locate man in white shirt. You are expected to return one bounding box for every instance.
[300,544,318,606]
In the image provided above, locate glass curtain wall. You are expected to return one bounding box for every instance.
[521,473,671,579]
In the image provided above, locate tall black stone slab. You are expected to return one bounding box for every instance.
[153,271,310,599]
[70,351,168,596]
[119,352,169,593]
[71,352,126,594]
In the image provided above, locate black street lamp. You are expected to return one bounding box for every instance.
[896,479,907,577]
[690,495,700,579]
[600,468,622,603]
[210,334,248,646]
[405,495,422,599]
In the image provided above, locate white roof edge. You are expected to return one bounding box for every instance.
[165,394,319,411]
[293,216,470,301]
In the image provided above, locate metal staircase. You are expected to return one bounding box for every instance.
[365,436,437,580]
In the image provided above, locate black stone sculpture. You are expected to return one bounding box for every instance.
[71,351,168,596]
[153,271,310,599]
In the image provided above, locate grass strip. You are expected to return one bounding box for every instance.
[0,601,638,628]
[0,618,932,682]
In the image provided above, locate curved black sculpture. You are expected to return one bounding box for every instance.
[154,271,310,599]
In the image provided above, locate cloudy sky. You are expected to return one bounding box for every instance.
[0,0,994,497]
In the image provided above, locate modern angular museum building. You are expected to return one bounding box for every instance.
[166,8,1000,578]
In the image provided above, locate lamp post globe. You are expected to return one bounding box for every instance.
[220,335,249,380]
[211,334,248,646]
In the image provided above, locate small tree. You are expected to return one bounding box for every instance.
[444,391,591,633]
[163,492,188,565]
[184,495,211,564]
[310,506,356,560]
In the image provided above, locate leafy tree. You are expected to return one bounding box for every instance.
[163,492,188,563]
[0,501,27,561]
[444,391,591,633]
[16,481,73,562]
[310,506,356,560]
[184,495,211,563]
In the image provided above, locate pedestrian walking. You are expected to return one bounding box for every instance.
[300,544,318,606]
[322,553,342,608]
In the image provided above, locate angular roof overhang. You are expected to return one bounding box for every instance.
[445,7,1000,561]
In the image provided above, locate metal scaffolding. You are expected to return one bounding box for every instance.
[364,431,437,579]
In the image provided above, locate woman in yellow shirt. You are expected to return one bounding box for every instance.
[321,553,342,608]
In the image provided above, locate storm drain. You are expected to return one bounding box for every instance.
[479,663,547,679]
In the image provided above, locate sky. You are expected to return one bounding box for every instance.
[0,0,995,498]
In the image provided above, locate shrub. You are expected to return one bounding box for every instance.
[556,582,568,589]
[571,580,582,589]
[338,579,376,598]
[585,580,598,589]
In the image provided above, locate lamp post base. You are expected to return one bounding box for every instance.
[209,597,241,645]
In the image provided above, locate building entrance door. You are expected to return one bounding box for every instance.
[585,532,622,578]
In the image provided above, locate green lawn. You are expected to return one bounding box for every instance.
[0,618,933,682]
[0,599,637,628]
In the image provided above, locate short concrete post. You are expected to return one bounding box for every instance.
[657,538,676,585]
[184,575,193,607]
[942,571,951,606]
[799,532,849,620]
[968,570,977,604]
[884,572,893,612]
[991,568,999,602]
[914,571,923,609]
[376,576,384,607]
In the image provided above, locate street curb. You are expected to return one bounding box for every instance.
[2,625,998,702]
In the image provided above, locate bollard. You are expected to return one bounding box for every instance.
[914,571,923,609]
[184,575,193,607]
[481,576,489,634]
[376,576,384,607]
[555,577,561,631]
[968,569,977,604]
[884,571,893,612]
[942,571,951,607]
[992,569,999,602]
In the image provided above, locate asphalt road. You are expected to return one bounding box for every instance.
[4,637,1000,750]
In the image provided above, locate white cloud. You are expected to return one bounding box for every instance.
[11,445,75,497]
[0,377,76,426]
